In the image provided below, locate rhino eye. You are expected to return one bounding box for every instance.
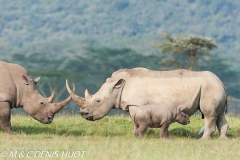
[40,101,44,105]
[96,99,100,103]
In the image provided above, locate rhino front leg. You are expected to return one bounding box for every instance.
[0,102,13,134]
[136,125,147,138]
[130,114,139,137]
[133,122,139,138]
[160,123,170,138]
[129,106,139,137]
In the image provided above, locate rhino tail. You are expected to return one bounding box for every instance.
[225,95,228,114]
[198,108,204,119]
[198,86,204,119]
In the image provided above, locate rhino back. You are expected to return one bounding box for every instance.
[0,61,27,103]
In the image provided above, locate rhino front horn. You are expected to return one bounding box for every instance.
[66,79,85,108]
[53,83,75,113]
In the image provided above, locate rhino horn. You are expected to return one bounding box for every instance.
[46,92,55,103]
[66,80,85,108]
[52,83,75,113]
[85,89,92,99]
[33,77,41,84]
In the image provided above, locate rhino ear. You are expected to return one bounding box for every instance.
[177,104,183,113]
[33,77,41,84]
[113,79,125,89]
[22,75,29,85]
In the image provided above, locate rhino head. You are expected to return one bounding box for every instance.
[175,106,190,125]
[66,79,125,121]
[21,75,75,124]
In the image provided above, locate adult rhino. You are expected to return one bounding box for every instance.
[0,61,74,133]
[66,68,228,140]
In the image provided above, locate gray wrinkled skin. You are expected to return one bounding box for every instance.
[0,61,74,134]
[133,105,190,138]
[67,67,228,140]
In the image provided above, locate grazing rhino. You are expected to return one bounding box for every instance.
[0,61,75,133]
[66,67,228,140]
[133,105,190,138]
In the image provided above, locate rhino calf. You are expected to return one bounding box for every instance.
[132,105,190,138]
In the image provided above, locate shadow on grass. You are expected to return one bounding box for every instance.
[11,126,87,136]
[11,126,131,137]
[170,128,201,139]
[144,128,201,139]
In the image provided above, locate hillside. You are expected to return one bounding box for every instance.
[1,0,240,110]
[1,0,240,59]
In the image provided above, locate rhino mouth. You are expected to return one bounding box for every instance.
[83,115,94,121]
[81,113,94,121]
[35,116,53,124]
[40,121,51,124]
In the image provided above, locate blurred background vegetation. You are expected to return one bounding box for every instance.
[1,0,240,114]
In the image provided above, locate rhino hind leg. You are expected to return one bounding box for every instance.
[0,102,13,134]
[216,113,228,139]
[200,116,217,140]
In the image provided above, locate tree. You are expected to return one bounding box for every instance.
[156,32,217,70]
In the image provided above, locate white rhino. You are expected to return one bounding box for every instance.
[66,67,228,140]
[0,61,74,133]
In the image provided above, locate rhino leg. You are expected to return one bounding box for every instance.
[133,122,139,138]
[200,117,217,140]
[131,115,139,137]
[160,123,170,138]
[136,125,147,138]
[216,113,228,139]
[0,102,12,134]
[129,106,139,138]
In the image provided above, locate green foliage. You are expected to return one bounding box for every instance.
[65,47,161,93]
[199,55,240,99]
[0,0,239,102]
[0,0,240,63]
[156,32,217,70]
[5,48,161,107]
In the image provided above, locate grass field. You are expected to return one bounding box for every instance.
[1,114,240,160]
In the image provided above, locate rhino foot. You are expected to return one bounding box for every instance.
[219,135,228,139]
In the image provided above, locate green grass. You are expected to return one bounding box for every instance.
[0,114,240,160]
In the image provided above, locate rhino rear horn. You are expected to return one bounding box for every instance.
[66,79,85,108]
[85,89,92,99]
[53,83,76,113]
[46,92,55,103]
[33,77,41,84]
